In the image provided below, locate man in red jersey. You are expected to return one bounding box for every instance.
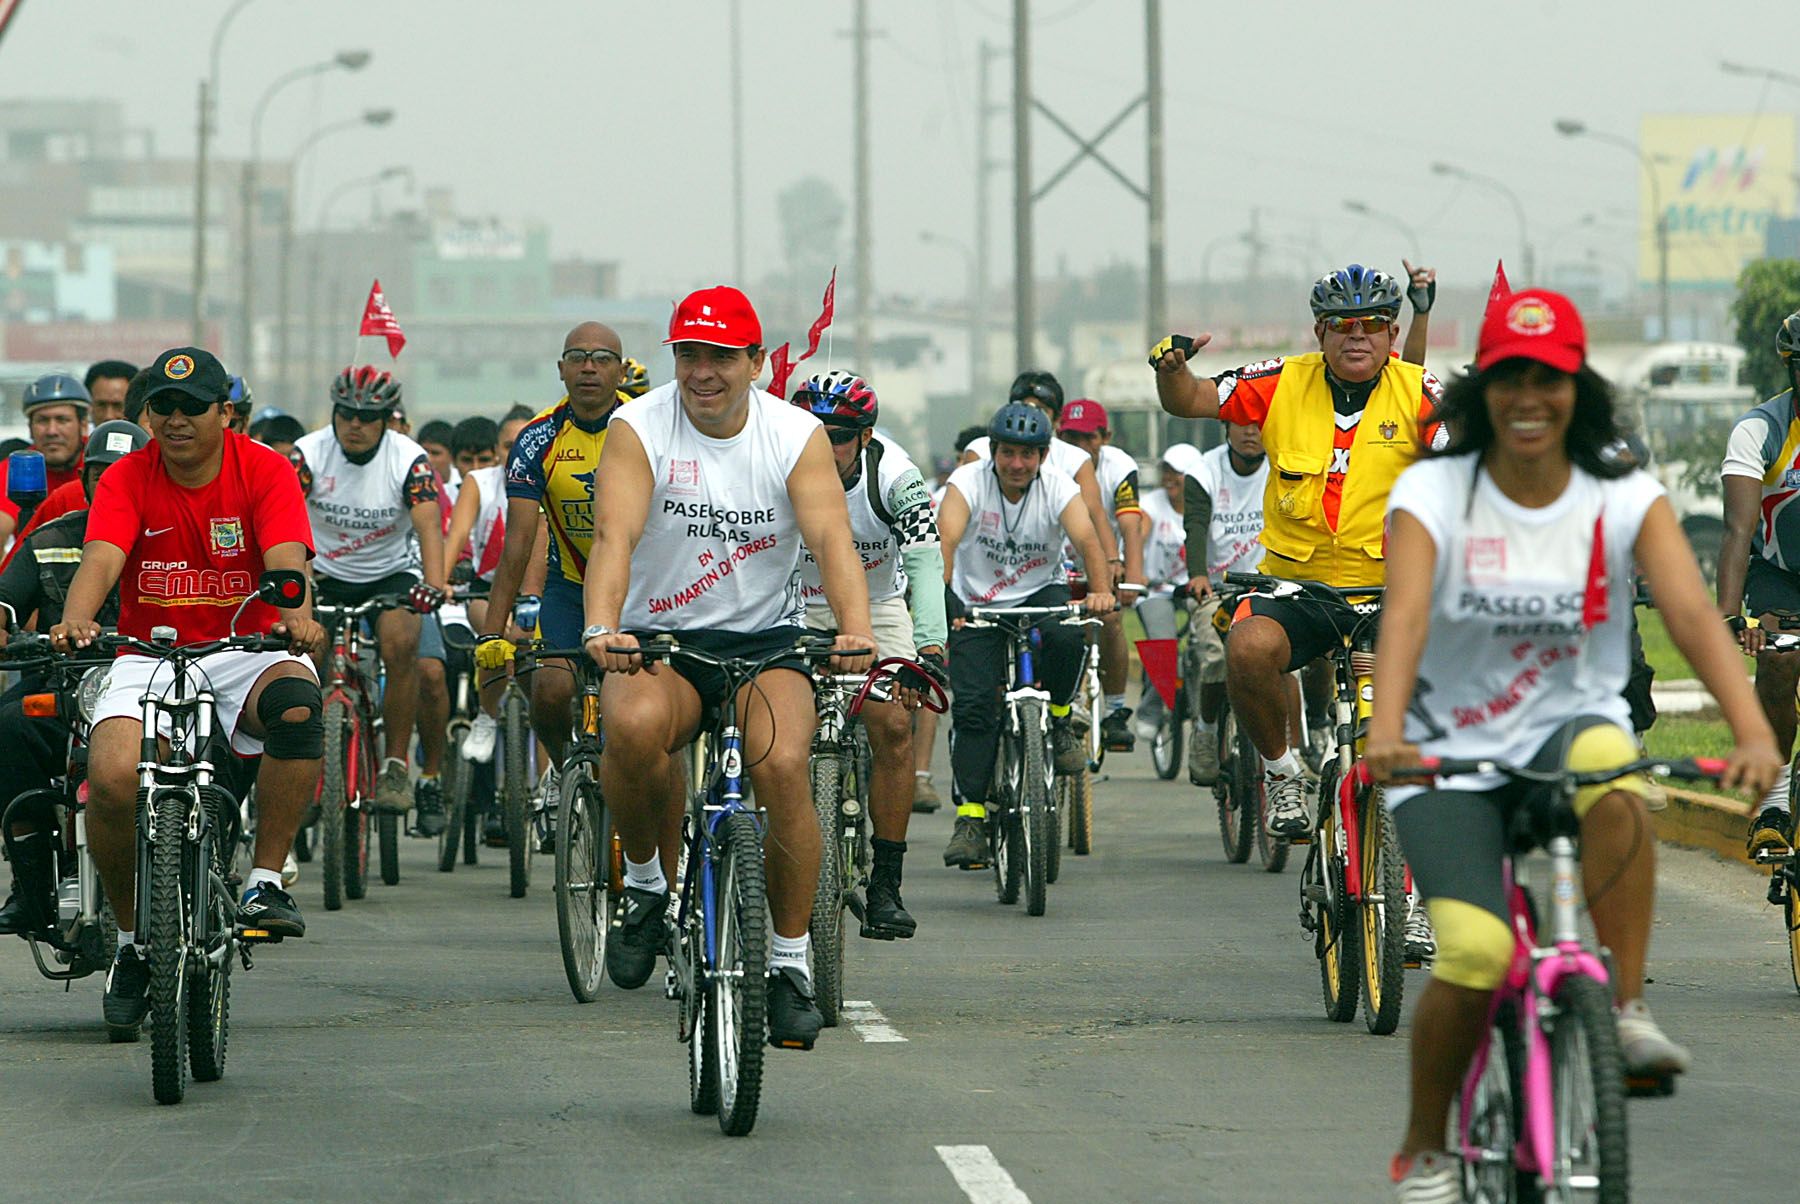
[52,347,325,1038]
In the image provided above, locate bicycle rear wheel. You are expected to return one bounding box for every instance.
[438,733,468,873]
[1046,771,1063,883]
[684,874,718,1116]
[1217,708,1253,864]
[992,737,1021,905]
[320,701,349,910]
[1785,865,1800,995]
[343,709,373,901]
[1066,765,1093,856]
[1459,1000,1526,1204]
[1020,701,1051,917]
[1545,974,1629,1203]
[807,754,845,1027]
[713,811,768,1136]
[1245,724,1289,873]
[1312,784,1360,1023]
[187,863,233,1083]
[554,759,609,1002]
[1151,704,1183,780]
[501,690,532,898]
[1359,790,1406,1036]
[146,793,189,1105]
[378,812,400,886]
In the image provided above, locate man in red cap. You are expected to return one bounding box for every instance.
[1056,398,1148,749]
[582,285,875,1052]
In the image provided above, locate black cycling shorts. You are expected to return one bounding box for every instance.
[314,570,420,607]
[627,626,811,732]
[1746,557,1800,621]
[1236,589,1370,673]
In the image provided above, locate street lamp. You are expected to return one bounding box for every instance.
[1342,199,1419,261]
[1554,118,1669,340]
[920,230,984,404]
[1430,160,1534,285]
[192,0,259,344]
[238,49,372,375]
[1721,60,1800,90]
[274,109,396,405]
[306,166,413,414]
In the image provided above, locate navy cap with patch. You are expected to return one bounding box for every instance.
[146,346,230,406]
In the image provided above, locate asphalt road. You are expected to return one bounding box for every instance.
[3,748,1797,1203]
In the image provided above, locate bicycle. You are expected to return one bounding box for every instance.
[1746,624,1800,992]
[1205,585,1291,873]
[496,641,555,899]
[807,657,948,1026]
[964,603,1102,916]
[1225,572,1408,1035]
[1400,753,1722,1203]
[435,606,490,874]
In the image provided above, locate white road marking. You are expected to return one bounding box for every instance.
[841,998,907,1043]
[935,1145,1031,1204]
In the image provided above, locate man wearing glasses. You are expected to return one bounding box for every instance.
[1150,262,1440,837]
[473,323,626,799]
[290,365,449,819]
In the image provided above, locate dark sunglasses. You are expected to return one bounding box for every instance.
[825,426,862,446]
[1321,314,1395,335]
[147,393,220,418]
[334,404,389,425]
[561,348,622,367]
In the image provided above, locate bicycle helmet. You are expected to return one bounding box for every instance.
[1779,310,1800,361]
[227,374,254,415]
[619,356,650,399]
[1309,264,1404,320]
[21,373,91,415]
[84,419,150,468]
[791,369,879,428]
[331,364,403,412]
[988,401,1052,449]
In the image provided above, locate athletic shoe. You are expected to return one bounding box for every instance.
[372,761,412,814]
[464,711,497,763]
[766,965,823,1050]
[1616,998,1691,1079]
[1051,716,1086,775]
[483,810,507,847]
[237,881,306,938]
[1265,773,1309,837]
[1390,1151,1460,1203]
[1748,805,1793,857]
[534,765,560,854]
[103,945,150,1032]
[861,862,917,939]
[912,774,942,814]
[942,816,989,869]
[1134,692,1165,740]
[413,776,446,838]
[1403,897,1436,967]
[605,887,669,990]
[1187,724,1220,786]
[1100,707,1136,752]
[281,851,299,888]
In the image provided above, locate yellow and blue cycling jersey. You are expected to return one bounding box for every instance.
[505,396,611,585]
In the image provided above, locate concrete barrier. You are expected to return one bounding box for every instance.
[1655,786,1755,868]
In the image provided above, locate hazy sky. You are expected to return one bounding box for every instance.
[7,0,1799,306]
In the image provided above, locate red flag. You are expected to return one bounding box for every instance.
[1135,638,1181,710]
[359,278,406,358]
[767,342,795,399]
[801,268,836,360]
[0,0,28,48]
[1483,259,1512,323]
[1581,512,1609,630]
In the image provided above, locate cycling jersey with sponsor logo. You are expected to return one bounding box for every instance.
[1190,443,1268,583]
[291,428,436,584]
[1721,390,1800,571]
[946,460,1080,606]
[617,382,817,632]
[84,430,314,645]
[799,432,932,604]
[505,397,610,586]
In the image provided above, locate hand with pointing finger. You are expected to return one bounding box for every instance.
[1401,259,1436,314]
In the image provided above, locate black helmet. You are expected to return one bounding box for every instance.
[1779,310,1800,362]
[988,402,1052,449]
[22,373,91,415]
[84,419,149,468]
[1310,264,1403,319]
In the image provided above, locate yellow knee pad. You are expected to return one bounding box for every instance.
[1564,723,1650,818]
[1427,898,1514,991]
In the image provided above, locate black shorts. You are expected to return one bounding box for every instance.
[629,626,811,731]
[1238,589,1371,672]
[314,570,420,607]
[1746,557,1800,620]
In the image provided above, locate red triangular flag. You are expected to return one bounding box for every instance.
[767,342,795,399]
[1581,512,1609,630]
[1135,638,1181,710]
[1483,259,1512,323]
[359,278,406,358]
[800,268,836,361]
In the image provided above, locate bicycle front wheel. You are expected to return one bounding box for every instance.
[187,864,234,1083]
[1020,701,1052,917]
[554,758,609,1003]
[1359,791,1406,1036]
[1066,765,1093,856]
[712,811,768,1137]
[807,754,845,1027]
[438,731,468,873]
[501,690,532,899]
[1151,705,1183,780]
[1784,866,1800,995]
[1459,1000,1526,1204]
[1312,777,1360,1024]
[1217,707,1253,864]
[1545,973,1629,1203]
[320,701,349,910]
[146,793,189,1105]
[378,812,400,886]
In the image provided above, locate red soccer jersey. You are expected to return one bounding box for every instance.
[85,431,315,644]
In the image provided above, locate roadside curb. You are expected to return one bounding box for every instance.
[1656,786,1755,869]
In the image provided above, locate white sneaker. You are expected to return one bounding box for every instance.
[1188,724,1220,786]
[465,711,497,763]
[1616,998,1691,1077]
[281,851,299,888]
[1265,773,1309,836]
[1391,1150,1460,1203]
[1403,897,1435,965]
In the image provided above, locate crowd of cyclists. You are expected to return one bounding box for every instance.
[2,266,1799,1198]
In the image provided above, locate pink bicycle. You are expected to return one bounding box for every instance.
[1407,753,1722,1204]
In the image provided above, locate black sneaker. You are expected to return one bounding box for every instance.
[1749,806,1793,857]
[483,810,507,847]
[103,945,150,1034]
[1100,707,1136,752]
[237,881,307,938]
[766,965,823,1050]
[606,887,669,990]
[1050,717,1086,775]
[413,777,446,838]
[861,868,917,940]
[942,816,989,869]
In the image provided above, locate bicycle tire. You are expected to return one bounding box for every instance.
[502,690,531,899]
[320,701,349,910]
[1021,700,1051,916]
[1459,999,1527,1204]
[146,792,189,1105]
[1546,973,1629,1203]
[344,707,373,901]
[187,865,233,1083]
[1151,706,1183,780]
[992,737,1021,905]
[1786,866,1800,996]
[686,892,719,1116]
[1067,765,1093,856]
[378,812,400,886]
[1312,778,1360,1023]
[1247,723,1289,873]
[807,754,845,1027]
[1046,771,1063,884]
[1359,791,1406,1036]
[1083,662,1105,772]
[343,800,370,900]
[293,822,314,863]
[1217,708,1253,864]
[438,732,468,873]
[554,759,609,1003]
[713,811,768,1137]
[463,772,483,865]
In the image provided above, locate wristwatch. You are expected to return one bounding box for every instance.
[581,623,615,643]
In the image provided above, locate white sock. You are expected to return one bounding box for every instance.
[244,867,284,894]
[915,770,931,781]
[1195,716,1216,734]
[1263,749,1303,780]
[770,931,810,983]
[1762,776,1791,812]
[384,756,408,773]
[1105,693,1127,713]
[117,929,135,949]
[624,853,667,894]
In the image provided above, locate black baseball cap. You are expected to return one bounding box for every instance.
[145,347,230,407]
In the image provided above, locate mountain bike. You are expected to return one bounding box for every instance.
[1403,754,1723,1203]
[435,608,489,873]
[965,603,1102,916]
[1748,625,1800,992]
[494,643,557,899]
[808,656,947,1026]
[653,634,843,1137]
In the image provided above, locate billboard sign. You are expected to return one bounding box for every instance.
[1640,113,1797,287]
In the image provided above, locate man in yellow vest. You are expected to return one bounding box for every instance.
[1149,264,1443,839]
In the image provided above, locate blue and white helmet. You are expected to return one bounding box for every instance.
[1309,264,1403,320]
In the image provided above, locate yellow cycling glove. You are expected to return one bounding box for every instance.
[475,636,516,671]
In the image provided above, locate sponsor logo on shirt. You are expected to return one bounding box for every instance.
[137,560,255,605]
[1782,468,1800,489]
[1379,420,1398,440]
[668,459,700,495]
[1466,536,1505,580]
[210,517,243,556]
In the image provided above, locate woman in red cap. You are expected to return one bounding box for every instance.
[1364,289,1782,1200]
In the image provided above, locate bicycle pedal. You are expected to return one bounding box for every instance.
[858,922,901,941]
[1625,1070,1677,1098]
[1768,877,1788,907]
[1301,884,1329,905]
[235,926,284,944]
[845,891,867,923]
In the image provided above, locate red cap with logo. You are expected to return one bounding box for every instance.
[664,285,763,348]
[1059,398,1109,433]
[1475,289,1586,374]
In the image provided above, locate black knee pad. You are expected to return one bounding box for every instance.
[257,676,323,759]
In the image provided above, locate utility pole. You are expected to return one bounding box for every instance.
[191,78,211,345]
[1012,0,1033,369]
[729,0,745,284]
[851,0,873,370]
[974,40,1003,403]
[1144,0,1166,345]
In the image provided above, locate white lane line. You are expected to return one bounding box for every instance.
[935,1145,1031,1204]
[841,998,907,1043]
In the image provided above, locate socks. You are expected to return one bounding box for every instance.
[117,929,135,949]
[956,802,986,820]
[1049,702,1071,718]
[244,867,284,894]
[384,757,408,774]
[1762,776,1791,813]
[769,932,810,984]
[914,770,932,781]
[624,853,667,894]
[1105,693,1127,713]
[1263,749,1303,780]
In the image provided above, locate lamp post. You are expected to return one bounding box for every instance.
[1554,118,1670,340]
[1430,160,1534,285]
[274,109,395,406]
[238,49,371,376]
[1721,60,1800,90]
[306,166,412,417]
[1342,199,1419,261]
[191,0,258,345]
[920,230,983,404]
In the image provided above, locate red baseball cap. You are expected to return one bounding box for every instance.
[1059,398,1109,433]
[1475,289,1586,374]
[664,285,763,348]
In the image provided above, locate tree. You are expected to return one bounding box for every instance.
[776,176,845,288]
[1731,258,1800,400]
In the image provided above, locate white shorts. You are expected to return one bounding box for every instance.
[92,649,319,757]
[804,595,915,662]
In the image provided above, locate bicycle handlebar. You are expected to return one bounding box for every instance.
[1396,754,1726,786]
[314,595,417,624]
[1222,572,1386,604]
